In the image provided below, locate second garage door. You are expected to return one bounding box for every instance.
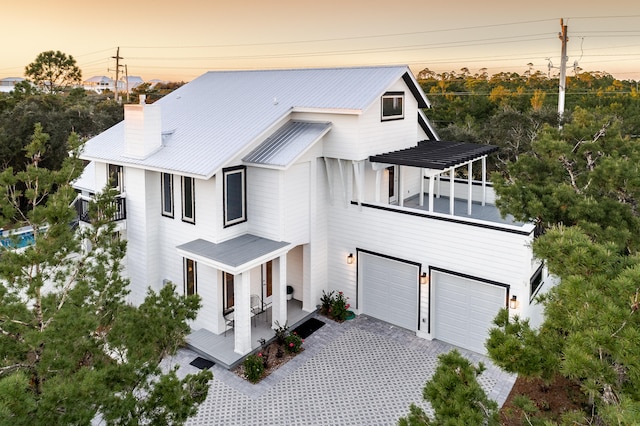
[433,271,507,354]
[360,252,419,331]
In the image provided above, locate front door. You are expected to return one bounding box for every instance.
[262,260,273,305]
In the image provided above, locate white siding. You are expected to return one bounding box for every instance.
[247,167,281,241]
[326,203,534,320]
[284,162,310,245]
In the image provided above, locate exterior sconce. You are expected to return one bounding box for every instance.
[347,253,354,264]
[509,295,518,309]
[420,272,429,285]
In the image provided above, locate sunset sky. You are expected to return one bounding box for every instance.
[2,0,639,82]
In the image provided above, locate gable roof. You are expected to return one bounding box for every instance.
[80,66,430,179]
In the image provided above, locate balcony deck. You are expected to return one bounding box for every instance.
[403,194,523,226]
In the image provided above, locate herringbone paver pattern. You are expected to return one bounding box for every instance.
[163,314,516,426]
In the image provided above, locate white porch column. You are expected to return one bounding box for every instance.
[271,254,287,329]
[233,271,252,355]
[428,174,435,212]
[467,162,473,215]
[398,166,405,207]
[482,156,487,206]
[419,169,425,207]
[449,168,455,215]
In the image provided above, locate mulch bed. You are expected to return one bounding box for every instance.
[234,341,303,382]
[499,374,587,425]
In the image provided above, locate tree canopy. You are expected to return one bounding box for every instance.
[0,89,122,172]
[0,126,211,424]
[24,51,83,93]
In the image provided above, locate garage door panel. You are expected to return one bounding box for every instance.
[360,253,418,331]
[433,272,506,354]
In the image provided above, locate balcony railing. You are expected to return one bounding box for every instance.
[74,194,126,223]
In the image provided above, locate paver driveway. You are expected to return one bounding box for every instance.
[166,314,516,426]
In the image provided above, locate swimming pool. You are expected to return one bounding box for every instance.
[0,227,37,250]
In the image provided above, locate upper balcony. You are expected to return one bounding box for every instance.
[74,194,127,224]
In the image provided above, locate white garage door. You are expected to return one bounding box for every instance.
[360,253,419,331]
[433,272,507,354]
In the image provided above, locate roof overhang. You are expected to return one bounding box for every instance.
[369,140,498,170]
[242,120,332,170]
[176,234,291,275]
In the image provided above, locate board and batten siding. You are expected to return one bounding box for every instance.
[356,78,421,161]
[247,167,282,241]
[284,162,310,245]
[122,168,161,305]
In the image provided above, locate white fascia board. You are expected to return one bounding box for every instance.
[176,243,291,275]
[78,156,209,180]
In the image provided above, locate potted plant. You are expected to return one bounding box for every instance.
[286,285,294,300]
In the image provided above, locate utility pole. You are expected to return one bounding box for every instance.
[558,19,569,126]
[124,64,129,103]
[111,47,124,103]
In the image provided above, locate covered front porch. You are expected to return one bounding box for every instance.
[177,234,315,360]
[186,299,312,369]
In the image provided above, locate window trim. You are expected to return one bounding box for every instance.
[108,164,124,192]
[181,176,195,224]
[184,258,197,296]
[530,263,544,301]
[161,172,174,218]
[223,166,247,228]
[223,272,235,314]
[381,91,405,121]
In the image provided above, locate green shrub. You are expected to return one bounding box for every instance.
[274,320,289,345]
[320,290,335,315]
[243,354,265,383]
[285,332,303,353]
[331,291,350,322]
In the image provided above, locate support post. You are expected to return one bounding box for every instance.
[233,271,252,355]
[271,255,288,330]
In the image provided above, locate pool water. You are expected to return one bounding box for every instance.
[0,230,36,249]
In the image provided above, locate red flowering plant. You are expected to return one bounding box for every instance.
[284,332,303,353]
[243,353,265,383]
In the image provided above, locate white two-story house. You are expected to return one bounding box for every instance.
[77,66,550,365]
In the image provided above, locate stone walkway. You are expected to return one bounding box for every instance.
[163,314,516,425]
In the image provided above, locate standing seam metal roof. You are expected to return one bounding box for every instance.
[80,66,428,178]
[242,120,332,168]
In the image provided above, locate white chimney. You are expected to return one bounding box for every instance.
[124,98,161,159]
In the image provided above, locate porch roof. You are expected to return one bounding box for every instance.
[369,140,498,170]
[176,234,291,275]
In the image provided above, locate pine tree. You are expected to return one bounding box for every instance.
[398,350,499,426]
[0,124,211,424]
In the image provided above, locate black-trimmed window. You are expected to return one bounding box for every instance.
[161,173,174,217]
[182,176,195,223]
[530,263,544,301]
[108,164,124,192]
[223,272,234,313]
[184,258,197,296]
[223,166,246,227]
[381,92,404,121]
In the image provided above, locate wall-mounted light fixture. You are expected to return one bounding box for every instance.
[347,253,354,264]
[420,272,429,285]
[509,295,518,309]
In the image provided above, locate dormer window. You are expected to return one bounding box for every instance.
[381,92,404,121]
